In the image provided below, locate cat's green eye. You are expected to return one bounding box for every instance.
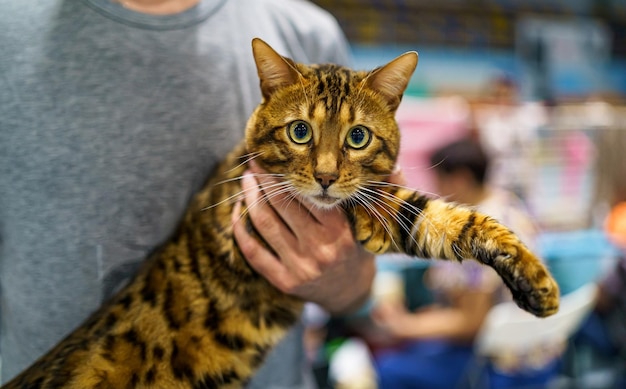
[288,120,312,144]
[346,126,371,149]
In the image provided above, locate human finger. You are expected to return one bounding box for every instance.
[239,172,298,254]
[231,200,297,293]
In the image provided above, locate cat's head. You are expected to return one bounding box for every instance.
[246,38,417,209]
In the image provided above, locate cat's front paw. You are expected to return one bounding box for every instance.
[503,251,560,317]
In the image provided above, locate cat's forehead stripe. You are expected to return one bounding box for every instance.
[311,103,326,144]
[339,104,354,125]
[312,103,326,122]
[309,65,354,116]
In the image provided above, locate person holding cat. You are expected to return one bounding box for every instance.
[0,0,376,387]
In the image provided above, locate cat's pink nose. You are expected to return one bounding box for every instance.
[315,173,337,190]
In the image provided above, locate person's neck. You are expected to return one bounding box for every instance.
[117,0,201,15]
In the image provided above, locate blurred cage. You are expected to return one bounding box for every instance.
[522,104,626,231]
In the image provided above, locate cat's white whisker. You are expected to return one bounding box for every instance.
[202,190,247,211]
[352,192,399,250]
[257,180,293,197]
[360,186,422,218]
[281,189,303,211]
[234,183,299,225]
[202,173,282,211]
[212,172,283,188]
[297,76,309,107]
[226,151,266,173]
[263,187,299,209]
[359,185,439,249]
[364,186,442,244]
[362,186,436,228]
[359,188,414,247]
[231,188,276,224]
[367,180,442,200]
[242,181,295,215]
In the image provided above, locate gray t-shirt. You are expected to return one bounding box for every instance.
[0,0,350,385]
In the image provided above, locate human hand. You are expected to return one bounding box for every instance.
[232,163,380,314]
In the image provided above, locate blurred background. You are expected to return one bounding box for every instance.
[309,0,625,225]
[303,1,626,388]
[314,0,625,100]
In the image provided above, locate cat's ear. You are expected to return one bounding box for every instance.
[365,51,418,111]
[252,38,302,99]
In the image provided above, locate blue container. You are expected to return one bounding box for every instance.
[538,229,620,294]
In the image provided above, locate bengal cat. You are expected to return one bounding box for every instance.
[3,38,559,389]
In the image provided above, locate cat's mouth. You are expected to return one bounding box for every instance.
[311,193,342,209]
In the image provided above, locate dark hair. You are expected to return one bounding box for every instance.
[429,138,489,185]
[491,73,516,90]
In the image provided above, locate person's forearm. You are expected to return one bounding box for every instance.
[400,308,483,343]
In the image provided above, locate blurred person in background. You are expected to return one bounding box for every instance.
[0,0,378,387]
[371,138,562,389]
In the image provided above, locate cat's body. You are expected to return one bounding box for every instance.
[4,39,559,389]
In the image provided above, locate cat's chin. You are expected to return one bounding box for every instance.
[309,194,342,210]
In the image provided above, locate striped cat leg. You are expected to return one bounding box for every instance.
[350,188,559,318]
